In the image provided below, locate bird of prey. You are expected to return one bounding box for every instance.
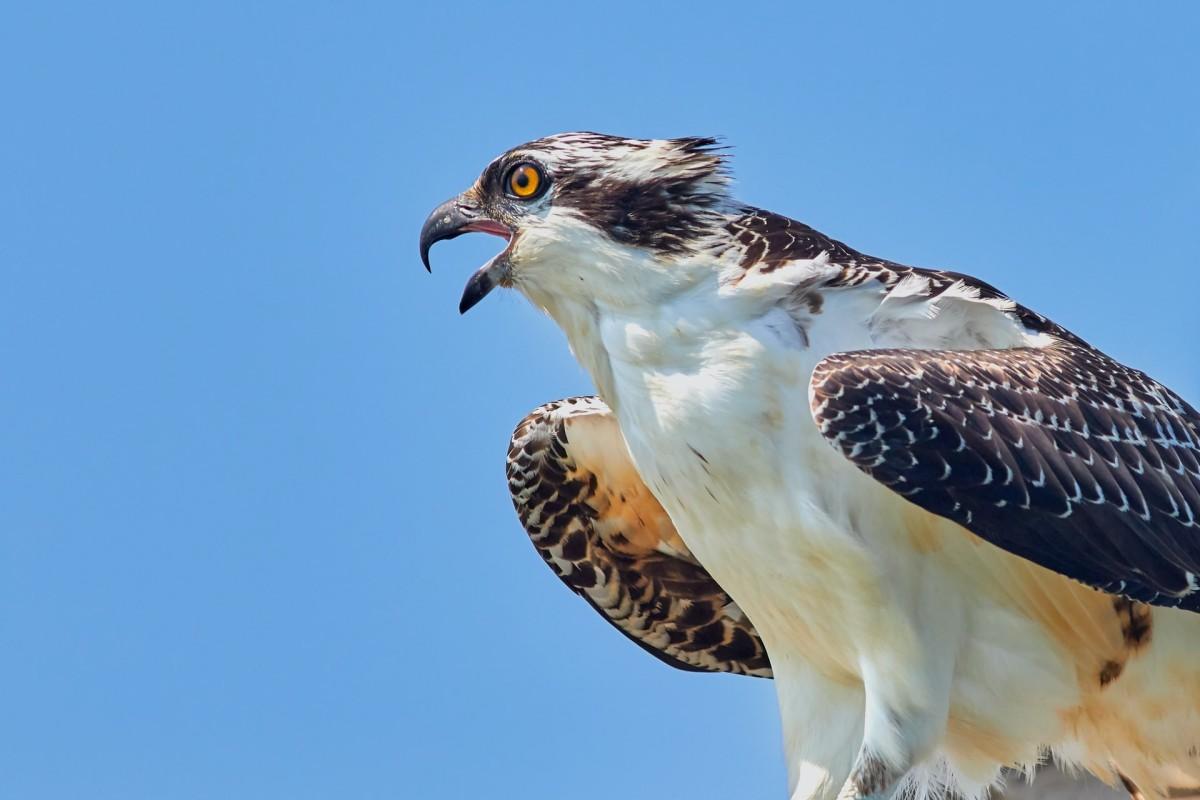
[420,133,1200,800]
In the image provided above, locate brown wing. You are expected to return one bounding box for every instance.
[506,396,771,677]
[811,342,1200,610]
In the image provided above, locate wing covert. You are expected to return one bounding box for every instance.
[507,396,772,677]
[810,343,1200,610]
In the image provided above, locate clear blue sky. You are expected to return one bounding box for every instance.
[3,3,1198,798]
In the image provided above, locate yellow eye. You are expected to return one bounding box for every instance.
[507,163,543,198]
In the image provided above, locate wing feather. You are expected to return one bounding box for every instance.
[507,396,771,676]
[811,342,1200,610]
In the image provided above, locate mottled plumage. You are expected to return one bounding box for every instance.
[506,396,771,676]
[812,343,1200,609]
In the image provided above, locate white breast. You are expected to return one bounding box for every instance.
[597,288,894,666]
[587,282,1198,800]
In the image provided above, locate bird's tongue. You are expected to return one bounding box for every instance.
[462,220,511,240]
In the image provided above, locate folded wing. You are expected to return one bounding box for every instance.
[507,396,771,676]
[811,342,1200,610]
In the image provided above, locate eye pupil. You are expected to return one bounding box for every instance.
[509,164,542,198]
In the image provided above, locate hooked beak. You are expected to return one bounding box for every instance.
[419,193,513,314]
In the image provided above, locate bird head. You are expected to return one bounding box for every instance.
[420,132,732,314]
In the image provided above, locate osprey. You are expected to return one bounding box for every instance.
[420,133,1200,800]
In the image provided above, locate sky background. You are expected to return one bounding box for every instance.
[3,2,1199,798]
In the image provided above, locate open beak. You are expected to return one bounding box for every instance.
[419,192,513,314]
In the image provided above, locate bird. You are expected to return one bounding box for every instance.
[420,132,1200,800]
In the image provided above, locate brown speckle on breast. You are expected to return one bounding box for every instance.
[1099,659,1124,687]
[1114,597,1153,649]
[1096,598,1153,689]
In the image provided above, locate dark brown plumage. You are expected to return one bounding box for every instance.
[811,341,1200,609]
[506,396,771,677]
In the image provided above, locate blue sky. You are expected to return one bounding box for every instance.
[3,2,1198,798]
